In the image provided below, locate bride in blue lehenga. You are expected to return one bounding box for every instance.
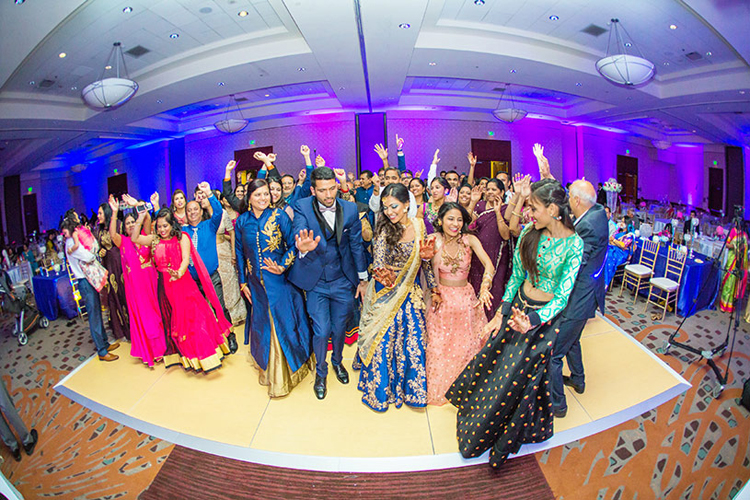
[354,183,440,412]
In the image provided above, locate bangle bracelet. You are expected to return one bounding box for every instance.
[512,211,523,218]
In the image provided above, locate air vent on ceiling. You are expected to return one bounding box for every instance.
[38,79,56,88]
[492,87,506,92]
[581,24,607,37]
[125,45,150,58]
[235,97,249,102]
[685,51,703,61]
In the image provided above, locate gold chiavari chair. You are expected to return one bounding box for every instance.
[619,239,660,303]
[644,246,687,321]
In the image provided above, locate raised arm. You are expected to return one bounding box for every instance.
[533,143,554,180]
[130,210,154,247]
[107,195,123,248]
[374,143,389,170]
[427,149,440,186]
[467,152,477,186]
[395,135,406,173]
[222,160,242,212]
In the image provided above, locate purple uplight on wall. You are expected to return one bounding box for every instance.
[356,112,387,174]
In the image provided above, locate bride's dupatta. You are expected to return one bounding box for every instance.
[358,218,425,367]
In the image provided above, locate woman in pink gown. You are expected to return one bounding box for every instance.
[107,196,165,366]
[132,206,231,372]
[425,202,495,405]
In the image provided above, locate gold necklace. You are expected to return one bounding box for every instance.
[441,234,464,274]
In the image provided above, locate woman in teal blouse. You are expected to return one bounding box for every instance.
[447,177,583,469]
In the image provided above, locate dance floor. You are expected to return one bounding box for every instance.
[55,314,689,473]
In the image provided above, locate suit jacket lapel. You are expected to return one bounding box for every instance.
[312,199,334,237]
[335,200,344,245]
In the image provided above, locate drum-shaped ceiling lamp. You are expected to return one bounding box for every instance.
[214,94,249,134]
[492,85,527,123]
[81,42,138,109]
[596,19,655,86]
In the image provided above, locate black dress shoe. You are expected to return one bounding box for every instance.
[563,375,585,394]
[332,364,349,384]
[553,407,568,419]
[227,332,238,354]
[11,447,21,462]
[314,375,327,400]
[24,429,38,456]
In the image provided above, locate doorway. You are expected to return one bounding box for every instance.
[470,139,512,180]
[234,146,274,184]
[616,155,638,204]
[708,167,723,215]
[107,173,129,199]
[23,193,39,236]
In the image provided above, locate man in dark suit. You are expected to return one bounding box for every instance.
[551,180,609,418]
[288,167,369,400]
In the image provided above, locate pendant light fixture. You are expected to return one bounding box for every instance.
[492,84,527,123]
[81,42,138,109]
[596,19,655,87]
[214,94,249,134]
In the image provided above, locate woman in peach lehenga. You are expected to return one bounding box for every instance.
[425,202,495,405]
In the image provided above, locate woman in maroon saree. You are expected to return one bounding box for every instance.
[468,179,512,320]
[132,207,231,372]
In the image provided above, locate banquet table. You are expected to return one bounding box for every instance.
[653,218,671,234]
[632,239,720,318]
[31,271,78,321]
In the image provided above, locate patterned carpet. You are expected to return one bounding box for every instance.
[0,286,748,498]
[0,314,172,499]
[538,291,750,499]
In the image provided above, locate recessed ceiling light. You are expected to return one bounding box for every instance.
[692,130,696,133]
[663,62,670,66]
[339,86,345,90]
[105,65,112,70]
[218,82,225,86]
[399,23,410,29]
[264,94,270,97]
[122,6,132,13]
[71,86,77,90]
[549,15,559,21]
[510,69,517,73]
[741,90,746,94]
[169,33,179,39]
[238,10,248,17]
[58,52,66,58]
[28,81,34,85]
[429,62,436,66]
[298,67,306,71]
[474,0,485,5]
[575,82,582,86]
[670,24,677,30]
[706,51,712,56]
[157,99,163,104]
[624,42,632,48]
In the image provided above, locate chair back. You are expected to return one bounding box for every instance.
[665,246,687,284]
[639,239,660,269]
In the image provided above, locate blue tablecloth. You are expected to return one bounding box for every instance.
[632,240,720,317]
[32,272,78,321]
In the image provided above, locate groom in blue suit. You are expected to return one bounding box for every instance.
[288,166,369,399]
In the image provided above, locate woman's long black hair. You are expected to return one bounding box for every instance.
[409,178,428,203]
[154,208,183,239]
[435,202,471,235]
[518,179,575,285]
[98,202,113,231]
[376,183,411,247]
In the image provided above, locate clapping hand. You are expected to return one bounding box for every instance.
[420,236,436,260]
[295,229,321,253]
[374,143,388,160]
[373,267,396,288]
[261,257,285,275]
[507,306,531,333]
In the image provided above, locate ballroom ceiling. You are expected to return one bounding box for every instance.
[0,0,749,175]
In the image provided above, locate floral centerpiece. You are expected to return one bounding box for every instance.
[603,178,622,214]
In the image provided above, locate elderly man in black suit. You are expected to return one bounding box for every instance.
[533,144,609,418]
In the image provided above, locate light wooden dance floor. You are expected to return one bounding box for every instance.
[55,314,689,472]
